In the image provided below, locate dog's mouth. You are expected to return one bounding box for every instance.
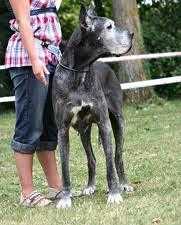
[112,31,133,57]
[113,44,133,57]
[100,43,132,59]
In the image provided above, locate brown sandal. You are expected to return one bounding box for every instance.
[20,191,52,207]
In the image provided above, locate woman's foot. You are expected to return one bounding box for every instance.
[20,190,52,207]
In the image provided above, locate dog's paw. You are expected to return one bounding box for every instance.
[56,197,71,209]
[121,184,134,193]
[107,193,123,204]
[82,185,96,196]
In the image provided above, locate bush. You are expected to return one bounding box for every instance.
[139,0,181,98]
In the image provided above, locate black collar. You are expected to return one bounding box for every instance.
[59,62,90,73]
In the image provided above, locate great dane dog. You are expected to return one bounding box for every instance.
[53,4,134,208]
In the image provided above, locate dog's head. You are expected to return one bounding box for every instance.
[79,3,133,57]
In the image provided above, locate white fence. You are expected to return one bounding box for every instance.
[0,51,181,103]
[98,51,181,62]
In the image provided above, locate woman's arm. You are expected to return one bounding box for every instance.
[9,0,49,85]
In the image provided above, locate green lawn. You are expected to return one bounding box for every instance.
[0,100,181,225]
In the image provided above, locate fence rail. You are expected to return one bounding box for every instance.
[0,51,181,103]
[0,65,5,70]
[121,76,181,90]
[0,96,15,103]
[98,51,181,62]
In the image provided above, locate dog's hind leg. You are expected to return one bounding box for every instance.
[98,114,123,204]
[80,125,96,196]
[110,112,134,193]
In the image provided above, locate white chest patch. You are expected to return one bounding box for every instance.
[71,101,93,125]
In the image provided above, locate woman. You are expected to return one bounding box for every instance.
[5,0,63,207]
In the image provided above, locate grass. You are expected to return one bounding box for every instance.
[0,100,181,225]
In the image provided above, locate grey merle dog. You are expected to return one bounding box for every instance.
[53,4,134,208]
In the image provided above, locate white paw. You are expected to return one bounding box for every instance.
[122,184,134,193]
[82,185,96,196]
[107,193,123,204]
[56,197,71,209]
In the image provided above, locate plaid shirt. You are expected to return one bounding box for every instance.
[5,0,62,68]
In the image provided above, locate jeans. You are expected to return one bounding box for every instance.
[9,64,58,154]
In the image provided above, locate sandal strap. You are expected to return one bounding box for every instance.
[21,191,49,207]
[29,193,45,206]
[28,191,41,201]
[21,191,39,204]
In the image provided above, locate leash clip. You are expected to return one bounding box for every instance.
[40,41,62,62]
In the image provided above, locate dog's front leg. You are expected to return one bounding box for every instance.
[98,116,123,204]
[80,125,96,196]
[56,128,72,209]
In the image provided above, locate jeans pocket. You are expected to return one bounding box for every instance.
[9,67,32,80]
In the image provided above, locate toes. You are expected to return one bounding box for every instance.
[107,193,123,204]
[123,184,134,193]
[82,185,96,196]
[125,185,134,192]
[56,197,71,209]
[120,183,134,193]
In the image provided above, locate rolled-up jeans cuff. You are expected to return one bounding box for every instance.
[36,141,57,151]
[11,140,36,154]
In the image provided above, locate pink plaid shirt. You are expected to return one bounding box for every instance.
[5,0,62,68]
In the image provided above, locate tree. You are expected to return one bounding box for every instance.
[112,0,152,103]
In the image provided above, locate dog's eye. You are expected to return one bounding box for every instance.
[107,24,112,30]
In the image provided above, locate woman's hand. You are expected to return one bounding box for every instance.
[31,59,50,86]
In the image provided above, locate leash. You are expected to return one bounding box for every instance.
[35,38,62,62]
[38,41,90,73]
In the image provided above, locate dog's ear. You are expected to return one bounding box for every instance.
[79,4,87,25]
[87,1,97,17]
[79,4,93,32]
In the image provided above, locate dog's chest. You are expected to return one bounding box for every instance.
[71,101,93,125]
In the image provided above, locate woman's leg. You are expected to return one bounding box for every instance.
[9,67,50,199]
[14,152,34,197]
[37,65,62,191]
[36,151,62,190]
[15,153,52,207]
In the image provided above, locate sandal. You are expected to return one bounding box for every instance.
[20,191,52,207]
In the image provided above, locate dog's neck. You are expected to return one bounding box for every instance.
[61,27,106,71]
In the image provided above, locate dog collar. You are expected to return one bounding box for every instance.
[59,63,90,73]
